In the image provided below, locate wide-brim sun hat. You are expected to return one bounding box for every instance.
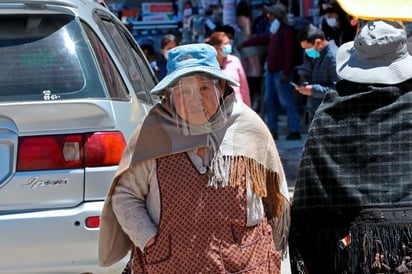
[150,43,239,95]
[336,20,412,84]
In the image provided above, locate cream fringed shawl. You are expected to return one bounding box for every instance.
[98,91,290,267]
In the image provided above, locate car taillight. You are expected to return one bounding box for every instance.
[17,132,126,171]
[85,216,101,228]
[84,132,125,167]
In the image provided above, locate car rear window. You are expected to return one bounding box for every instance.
[0,14,105,101]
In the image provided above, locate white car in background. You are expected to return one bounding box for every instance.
[0,0,158,273]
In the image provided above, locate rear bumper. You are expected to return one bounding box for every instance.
[0,201,128,274]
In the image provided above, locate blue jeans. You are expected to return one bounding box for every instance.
[263,71,301,134]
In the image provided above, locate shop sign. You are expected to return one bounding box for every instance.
[141,2,174,22]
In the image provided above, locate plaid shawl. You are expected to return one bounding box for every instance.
[292,79,412,213]
[289,79,412,273]
[98,90,290,266]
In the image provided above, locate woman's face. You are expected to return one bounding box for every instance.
[266,12,276,23]
[161,40,178,59]
[170,74,223,125]
[215,35,231,58]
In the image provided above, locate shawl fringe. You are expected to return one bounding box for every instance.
[208,155,289,255]
[347,207,412,274]
[208,155,282,215]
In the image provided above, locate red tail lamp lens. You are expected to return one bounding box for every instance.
[84,132,126,167]
[17,135,83,171]
[17,131,126,171]
[85,216,100,228]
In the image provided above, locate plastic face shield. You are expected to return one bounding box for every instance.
[169,73,227,135]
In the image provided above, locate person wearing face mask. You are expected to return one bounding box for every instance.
[293,24,338,126]
[205,31,251,107]
[318,1,356,46]
[238,3,302,141]
[155,34,179,81]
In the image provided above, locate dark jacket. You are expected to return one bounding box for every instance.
[320,16,356,46]
[305,40,338,114]
[241,24,295,76]
[155,54,168,81]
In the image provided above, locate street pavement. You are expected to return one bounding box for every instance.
[275,114,308,274]
[275,114,307,198]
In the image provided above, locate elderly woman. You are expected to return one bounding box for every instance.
[98,43,290,273]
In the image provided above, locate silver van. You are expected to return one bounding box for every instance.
[0,0,158,273]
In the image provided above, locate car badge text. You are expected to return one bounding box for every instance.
[23,177,69,189]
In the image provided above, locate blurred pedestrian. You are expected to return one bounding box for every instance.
[290,20,412,273]
[137,37,157,71]
[239,3,301,140]
[249,1,271,112]
[318,1,356,46]
[155,34,179,81]
[294,24,338,125]
[235,1,262,80]
[205,31,251,107]
[214,24,242,58]
[99,43,291,273]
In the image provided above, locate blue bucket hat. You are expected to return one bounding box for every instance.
[150,43,239,95]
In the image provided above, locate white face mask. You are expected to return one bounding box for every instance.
[326,17,337,28]
[270,19,280,34]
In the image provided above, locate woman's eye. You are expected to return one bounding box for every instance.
[199,85,210,92]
